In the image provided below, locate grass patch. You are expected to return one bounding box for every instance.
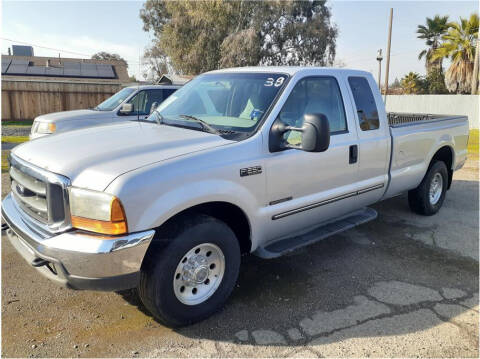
[468,129,479,154]
[1,136,29,143]
[1,150,10,173]
[2,120,34,126]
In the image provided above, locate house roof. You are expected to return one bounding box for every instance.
[157,74,194,85]
[1,55,129,83]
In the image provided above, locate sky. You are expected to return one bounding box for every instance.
[1,0,478,82]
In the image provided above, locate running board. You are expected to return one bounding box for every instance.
[254,207,378,259]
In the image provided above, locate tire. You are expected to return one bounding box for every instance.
[408,161,448,216]
[138,214,241,327]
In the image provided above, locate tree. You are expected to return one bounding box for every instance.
[424,68,449,94]
[91,52,128,67]
[417,15,449,74]
[139,0,337,74]
[141,42,174,81]
[432,13,479,93]
[400,72,426,94]
[472,38,479,94]
[219,28,263,68]
[391,77,401,89]
[251,1,337,67]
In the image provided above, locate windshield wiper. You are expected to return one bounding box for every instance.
[178,115,219,135]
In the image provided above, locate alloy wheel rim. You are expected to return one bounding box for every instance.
[429,172,443,205]
[173,243,225,305]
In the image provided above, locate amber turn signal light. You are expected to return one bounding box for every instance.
[71,197,128,235]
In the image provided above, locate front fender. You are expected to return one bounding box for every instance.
[136,179,258,232]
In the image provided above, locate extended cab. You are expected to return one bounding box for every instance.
[29,84,180,139]
[2,67,469,326]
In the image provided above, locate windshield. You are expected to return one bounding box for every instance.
[150,72,288,137]
[95,87,136,111]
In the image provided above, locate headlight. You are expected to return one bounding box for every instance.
[69,187,128,235]
[36,122,56,134]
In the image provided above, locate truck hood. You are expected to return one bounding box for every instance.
[13,121,233,191]
[35,109,112,123]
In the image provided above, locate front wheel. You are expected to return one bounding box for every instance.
[138,214,240,327]
[408,161,448,216]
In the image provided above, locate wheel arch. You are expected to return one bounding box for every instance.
[428,145,454,189]
[142,201,253,268]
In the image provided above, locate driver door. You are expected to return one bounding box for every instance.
[120,89,172,121]
[264,75,361,241]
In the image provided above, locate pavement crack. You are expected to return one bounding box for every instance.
[306,310,403,341]
[430,230,438,247]
[304,296,477,342]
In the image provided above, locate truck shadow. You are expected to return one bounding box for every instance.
[118,180,479,348]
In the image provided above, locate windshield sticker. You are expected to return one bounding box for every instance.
[264,77,285,87]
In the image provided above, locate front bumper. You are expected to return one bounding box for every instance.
[1,193,155,291]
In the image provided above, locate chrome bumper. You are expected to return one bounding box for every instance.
[2,193,155,291]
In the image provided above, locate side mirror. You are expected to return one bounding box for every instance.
[119,103,133,114]
[149,102,159,115]
[269,113,330,153]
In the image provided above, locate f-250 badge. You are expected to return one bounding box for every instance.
[240,166,262,177]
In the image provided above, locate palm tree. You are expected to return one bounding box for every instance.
[417,15,449,74]
[432,13,479,93]
[401,72,424,94]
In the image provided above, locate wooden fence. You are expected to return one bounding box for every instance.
[1,79,122,121]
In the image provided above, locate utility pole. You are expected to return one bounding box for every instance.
[471,38,479,95]
[384,8,393,103]
[377,49,383,90]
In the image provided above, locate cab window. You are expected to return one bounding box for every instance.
[348,77,380,131]
[278,76,347,145]
[127,89,176,116]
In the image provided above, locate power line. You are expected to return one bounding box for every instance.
[1,37,144,65]
[1,37,91,57]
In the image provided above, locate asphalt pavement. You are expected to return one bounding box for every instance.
[1,158,478,358]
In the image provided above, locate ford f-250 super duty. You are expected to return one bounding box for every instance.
[2,67,469,327]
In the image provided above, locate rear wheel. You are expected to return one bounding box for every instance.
[138,214,240,327]
[408,161,448,216]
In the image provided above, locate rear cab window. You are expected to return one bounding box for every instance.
[348,77,380,131]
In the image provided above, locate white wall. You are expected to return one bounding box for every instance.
[385,95,479,129]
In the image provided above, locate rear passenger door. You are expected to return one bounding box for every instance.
[346,76,390,205]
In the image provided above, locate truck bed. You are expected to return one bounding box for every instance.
[383,112,469,199]
[387,112,467,127]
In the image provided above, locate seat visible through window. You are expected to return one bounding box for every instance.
[278,77,347,138]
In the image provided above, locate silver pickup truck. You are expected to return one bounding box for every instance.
[29,84,180,139]
[2,67,469,327]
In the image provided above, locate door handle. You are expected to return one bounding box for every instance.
[349,145,358,164]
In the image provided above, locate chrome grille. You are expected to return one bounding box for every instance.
[11,179,48,221]
[9,154,71,232]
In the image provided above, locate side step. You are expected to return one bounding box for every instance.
[255,207,378,259]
